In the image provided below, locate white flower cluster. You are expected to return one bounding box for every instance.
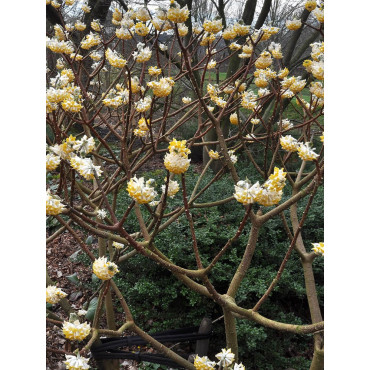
[127,176,158,204]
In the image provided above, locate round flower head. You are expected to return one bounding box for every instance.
[251,118,260,125]
[215,348,235,367]
[203,19,223,34]
[281,118,293,130]
[286,18,302,30]
[64,353,90,370]
[209,150,219,160]
[167,1,189,23]
[112,241,125,249]
[233,22,250,36]
[305,1,317,11]
[93,257,119,280]
[241,90,257,110]
[73,135,95,155]
[194,355,216,370]
[230,113,239,125]
[75,21,86,31]
[297,142,319,161]
[81,32,101,50]
[135,96,152,112]
[313,7,324,23]
[133,43,152,63]
[46,189,66,215]
[105,48,127,68]
[255,51,272,69]
[234,180,262,205]
[148,77,174,97]
[148,66,162,76]
[164,152,191,174]
[178,23,189,36]
[182,97,192,104]
[280,135,299,152]
[46,153,61,171]
[46,285,67,304]
[116,27,132,40]
[207,60,217,69]
[62,320,91,341]
[96,209,107,219]
[312,242,324,256]
[233,363,246,370]
[135,22,150,36]
[162,179,180,198]
[136,7,151,22]
[222,27,237,40]
[127,176,157,204]
[228,149,238,164]
[81,3,91,13]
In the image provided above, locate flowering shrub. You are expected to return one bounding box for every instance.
[46,0,324,368]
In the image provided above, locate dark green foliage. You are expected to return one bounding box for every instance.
[107,164,323,369]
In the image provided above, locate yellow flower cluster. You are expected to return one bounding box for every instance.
[215,348,235,367]
[147,77,175,97]
[54,24,66,41]
[164,139,191,174]
[93,257,119,280]
[209,150,219,160]
[182,97,192,104]
[135,96,152,112]
[194,355,216,370]
[162,179,180,198]
[46,153,61,171]
[136,7,151,22]
[200,32,216,46]
[241,90,257,110]
[297,142,319,161]
[75,20,86,31]
[46,285,67,304]
[62,320,91,341]
[286,18,302,30]
[64,354,90,370]
[255,51,273,69]
[91,19,102,32]
[105,48,127,68]
[313,7,324,23]
[46,189,66,215]
[134,117,151,137]
[230,113,239,125]
[127,176,158,203]
[148,66,162,76]
[46,37,74,54]
[116,27,132,40]
[203,19,223,34]
[81,32,101,50]
[305,1,317,11]
[133,43,152,63]
[268,42,283,59]
[310,81,324,98]
[312,242,324,256]
[280,135,299,152]
[135,22,150,36]
[167,1,189,23]
[70,156,103,180]
[234,168,287,207]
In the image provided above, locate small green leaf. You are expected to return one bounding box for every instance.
[92,274,100,284]
[66,273,80,286]
[85,297,99,321]
[85,235,94,245]
[69,250,80,262]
